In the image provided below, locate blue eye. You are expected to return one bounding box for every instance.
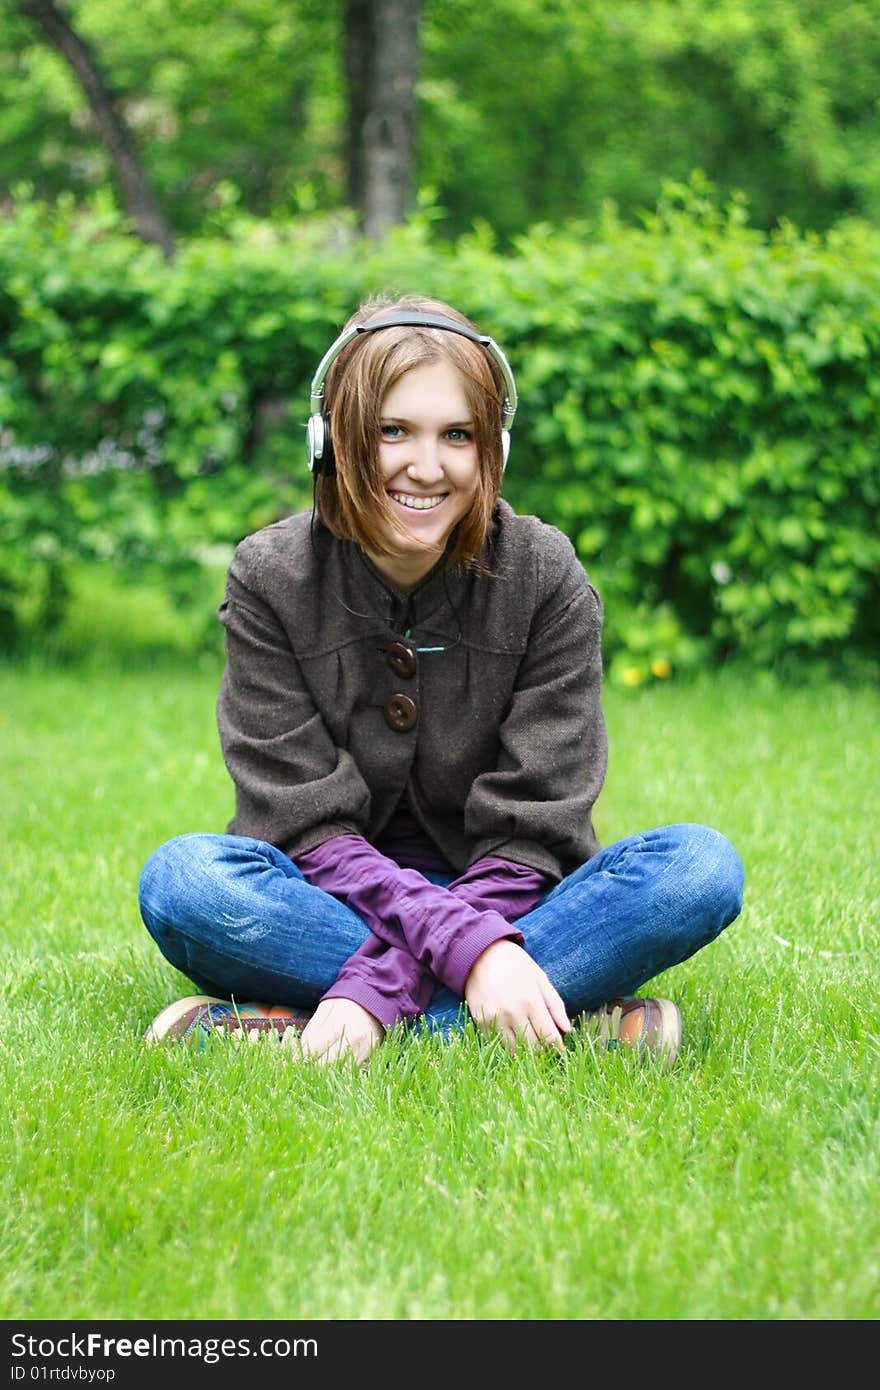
[446,428,472,442]
[380,424,403,439]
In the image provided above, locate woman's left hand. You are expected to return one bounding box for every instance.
[464,938,572,1051]
[296,998,385,1065]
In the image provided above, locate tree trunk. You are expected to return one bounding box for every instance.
[345,0,422,240]
[18,0,175,259]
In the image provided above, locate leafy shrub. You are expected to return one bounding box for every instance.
[2,178,878,678]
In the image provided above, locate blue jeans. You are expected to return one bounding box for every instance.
[138,824,744,1034]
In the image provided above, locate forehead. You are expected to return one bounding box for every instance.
[381,358,471,416]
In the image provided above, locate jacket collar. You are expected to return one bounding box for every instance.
[317,526,459,633]
[352,539,461,630]
[314,503,503,634]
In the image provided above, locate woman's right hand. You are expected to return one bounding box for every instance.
[296,998,384,1065]
[464,939,572,1052]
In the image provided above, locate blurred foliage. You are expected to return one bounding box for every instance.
[2,176,879,682]
[419,0,880,241]
[3,1,880,241]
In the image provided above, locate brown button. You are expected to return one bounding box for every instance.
[387,640,417,679]
[383,693,418,732]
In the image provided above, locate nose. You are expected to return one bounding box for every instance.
[406,436,445,484]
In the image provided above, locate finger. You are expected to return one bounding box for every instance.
[525,1005,566,1052]
[332,1034,375,1067]
[518,1019,545,1051]
[305,1026,375,1067]
[300,1026,338,1061]
[297,1018,321,1052]
[502,1024,521,1052]
[281,1024,306,1056]
[496,1014,541,1052]
[309,1033,351,1064]
[477,1010,517,1049]
[541,980,572,1034]
[299,1012,329,1044]
[471,1004,496,1038]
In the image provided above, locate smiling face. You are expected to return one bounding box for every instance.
[364,358,481,589]
[315,300,506,580]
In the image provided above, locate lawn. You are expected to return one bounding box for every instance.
[1,649,877,1321]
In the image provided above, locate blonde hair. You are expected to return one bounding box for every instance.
[313,294,505,571]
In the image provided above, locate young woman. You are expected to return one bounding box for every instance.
[138,295,744,1066]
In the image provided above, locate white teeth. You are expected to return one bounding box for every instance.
[389,492,446,511]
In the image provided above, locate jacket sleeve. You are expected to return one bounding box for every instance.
[216,560,372,857]
[464,534,608,880]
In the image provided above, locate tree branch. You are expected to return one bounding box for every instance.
[18,0,175,258]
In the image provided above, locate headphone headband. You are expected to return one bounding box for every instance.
[307,310,517,475]
[309,312,517,431]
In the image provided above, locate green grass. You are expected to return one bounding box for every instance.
[1,651,878,1320]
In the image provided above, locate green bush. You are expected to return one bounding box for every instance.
[2,179,879,678]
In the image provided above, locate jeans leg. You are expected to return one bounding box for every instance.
[138,832,372,1008]
[517,822,744,1015]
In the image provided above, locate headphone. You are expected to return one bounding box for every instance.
[306,311,518,477]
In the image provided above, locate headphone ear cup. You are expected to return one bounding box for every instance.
[501,429,510,471]
[307,414,335,476]
[319,416,334,476]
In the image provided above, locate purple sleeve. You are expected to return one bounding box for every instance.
[294,835,525,1013]
[446,856,552,924]
[321,937,436,1032]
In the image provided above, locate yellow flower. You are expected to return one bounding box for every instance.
[621,666,645,686]
[650,658,672,679]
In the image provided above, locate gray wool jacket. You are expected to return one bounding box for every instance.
[216,498,608,882]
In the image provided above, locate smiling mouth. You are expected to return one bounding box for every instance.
[388,491,447,511]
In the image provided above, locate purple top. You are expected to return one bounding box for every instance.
[295,833,552,1030]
